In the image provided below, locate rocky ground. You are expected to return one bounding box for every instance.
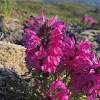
[1,19,24,45]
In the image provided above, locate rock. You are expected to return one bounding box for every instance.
[0,41,28,75]
[3,30,24,45]
[1,19,25,45]
[81,30,94,36]
[96,51,100,59]
[0,68,18,100]
[88,36,94,40]
[95,39,100,44]
[92,41,99,47]
[0,14,4,31]
[4,20,24,32]
[0,68,31,100]
[0,32,4,40]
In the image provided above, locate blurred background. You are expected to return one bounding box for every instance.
[0,0,100,22]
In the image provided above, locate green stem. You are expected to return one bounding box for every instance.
[64,69,74,83]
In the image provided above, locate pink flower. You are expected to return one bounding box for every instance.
[59,33,100,100]
[92,21,98,27]
[87,90,98,100]
[23,9,100,100]
[60,36,93,72]
[47,77,71,100]
[52,90,70,100]
[71,63,100,100]
[26,55,39,69]
[35,46,47,59]
[82,14,88,23]
[23,28,40,49]
[23,9,67,74]
[37,9,46,24]
[88,18,93,25]
[36,78,41,87]
[41,55,60,74]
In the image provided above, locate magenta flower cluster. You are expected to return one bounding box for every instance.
[47,77,71,100]
[82,14,88,23]
[23,10,67,74]
[81,14,99,26]
[23,10,100,100]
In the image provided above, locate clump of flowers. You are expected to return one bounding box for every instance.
[81,14,99,28]
[88,18,93,25]
[23,10,100,100]
[46,77,71,100]
[81,14,88,23]
[92,21,99,27]
[23,9,67,74]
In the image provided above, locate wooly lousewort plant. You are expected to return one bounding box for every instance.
[23,10,100,100]
[81,14,100,30]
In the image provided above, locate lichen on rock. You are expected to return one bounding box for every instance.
[0,41,28,75]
